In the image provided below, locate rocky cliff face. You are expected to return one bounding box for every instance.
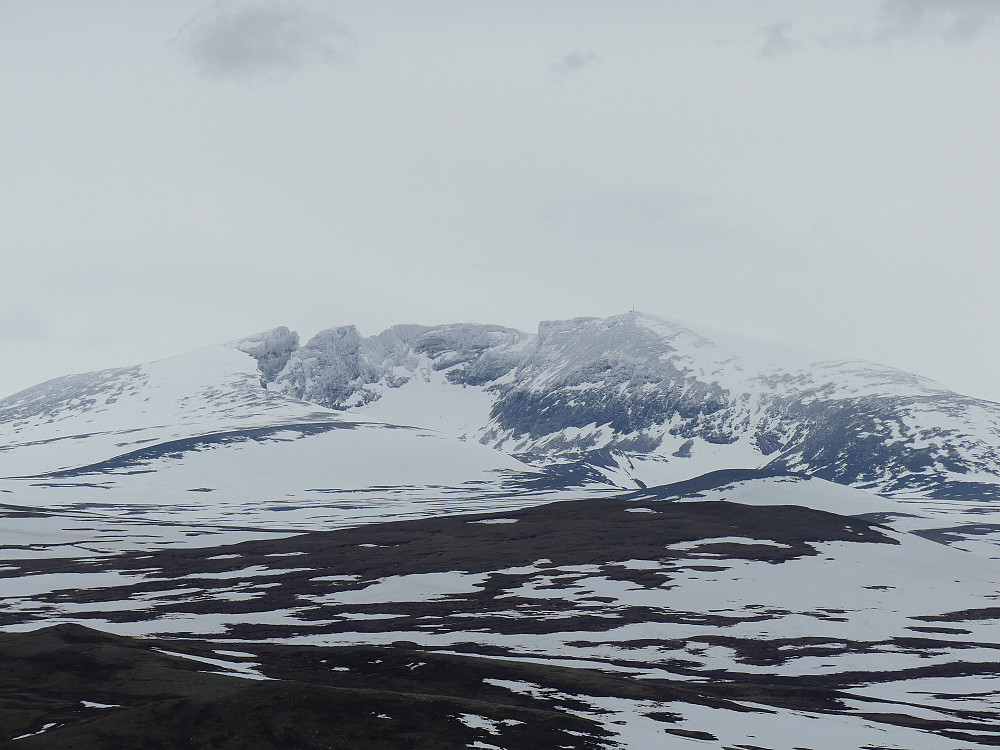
[260,323,524,409]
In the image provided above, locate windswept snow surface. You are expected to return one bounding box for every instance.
[0,336,568,525]
[0,421,535,505]
[0,345,337,477]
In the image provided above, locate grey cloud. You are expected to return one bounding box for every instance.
[552,51,599,80]
[753,2,998,57]
[876,0,1000,42]
[757,19,802,59]
[173,1,352,79]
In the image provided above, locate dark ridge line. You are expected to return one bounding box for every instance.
[614,467,811,501]
[5,419,388,480]
[0,424,174,453]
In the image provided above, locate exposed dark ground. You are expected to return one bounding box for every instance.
[3,479,1000,748]
[0,623,930,750]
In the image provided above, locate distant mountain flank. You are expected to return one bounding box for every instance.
[2,311,999,502]
[235,311,1000,499]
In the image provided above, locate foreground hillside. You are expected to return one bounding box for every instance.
[0,624,609,750]
[5,617,996,750]
[3,473,1000,748]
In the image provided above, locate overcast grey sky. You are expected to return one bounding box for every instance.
[2,1,999,401]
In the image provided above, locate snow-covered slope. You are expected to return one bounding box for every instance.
[0,334,548,510]
[0,343,332,478]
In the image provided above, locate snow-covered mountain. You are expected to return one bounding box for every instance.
[3,311,1000,508]
[246,311,1000,499]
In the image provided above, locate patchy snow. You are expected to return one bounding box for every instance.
[666,536,793,550]
[10,722,59,741]
[484,679,965,750]
[0,571,151,597]
[182,566,311,580]
[154,649,272,681]
[456,714,502,735]
[309,572,489,605]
